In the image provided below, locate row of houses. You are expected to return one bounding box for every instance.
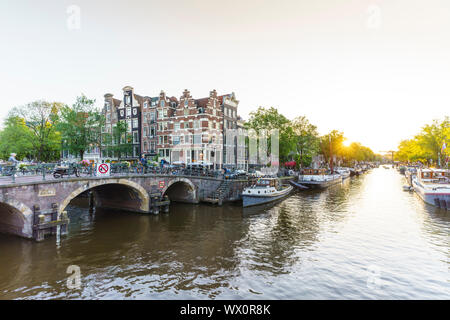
[75,86,247,169]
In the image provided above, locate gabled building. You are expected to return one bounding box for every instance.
[100,86,243,168]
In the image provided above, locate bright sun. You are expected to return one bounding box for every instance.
[343,140,352,147]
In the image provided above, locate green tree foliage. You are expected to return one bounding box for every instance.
[8,101,62,162]
[245,107,296,163]
[57,95,104,160]
[0,116,35,160]
[319,130,345,163]
[395,117,449,166]
[101,121,133,160]
[291,116,320,168]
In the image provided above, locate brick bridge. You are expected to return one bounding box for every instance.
[0,175,248,240]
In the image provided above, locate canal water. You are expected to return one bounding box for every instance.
[0,168,448,299]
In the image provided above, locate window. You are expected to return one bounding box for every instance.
[150,111,156,121]
[106,113,111,123]
[161,100,165,107]
[120,109,124,117]
[163,109,168,118]
[144,127,148,137]
[173,136,180,145]
[174,122,180,131]
[105,102,111,111]
[194,135,201,144]
[159,149,164,157]
[127,119,132,132]
[132,119,138,128]
[144,102,148,108]
[184,99,188,107]
[125,95,131,105]
[158,110,163,119]
[184,109,189,116]
[133,108,137,116]
[133,131,139,143]
[150,126,155,137]
[126,107,131,117]
[194,120,199,129]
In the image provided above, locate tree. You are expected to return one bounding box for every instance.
[245,107,296,164]
[101,121,133,160]
[291,116,320,168]
[320,130,345,164]
[57,95,104,160]
[8,101,62,162]
[395,117,449,167]
[0,116,35,160]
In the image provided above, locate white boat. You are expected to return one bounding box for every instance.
[242,177,293,207]
[412,168,450,210]
[334,167,351,180]
[297,168,342,188]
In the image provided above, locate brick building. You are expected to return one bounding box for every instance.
[100,86,244,168]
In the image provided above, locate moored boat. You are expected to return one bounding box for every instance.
[297,168,342,188]
[334,167,351,180]
[242,177,293,207]
[412,168,450,210]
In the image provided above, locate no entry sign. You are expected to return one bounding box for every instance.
[159,181,165,189]
[97,163,110,176]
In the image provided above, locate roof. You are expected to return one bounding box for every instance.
[195,97,209,108]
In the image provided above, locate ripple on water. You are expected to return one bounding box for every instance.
[0,169,448,299]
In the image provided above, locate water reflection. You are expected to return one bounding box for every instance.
[0,168,449,299]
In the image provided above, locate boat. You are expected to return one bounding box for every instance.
[334,167,351,180]
[289,180,309,190]
[242,177,293,207]
[411,168,450,210]
[296,168,342,188]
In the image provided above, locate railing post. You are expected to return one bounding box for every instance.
[11,166,16,183]
[42,165,46,181]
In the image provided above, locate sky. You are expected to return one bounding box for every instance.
[0,0,449,153]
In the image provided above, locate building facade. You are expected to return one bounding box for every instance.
[100,86,244,168]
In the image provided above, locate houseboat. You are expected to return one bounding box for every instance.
[334,167,351,180]
[297,168,342,188]
[242,177,293,207]
[412,168,450,210]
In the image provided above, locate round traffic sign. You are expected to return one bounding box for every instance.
[98,164,109,174]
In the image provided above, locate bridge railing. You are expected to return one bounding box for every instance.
[0,162,267,186]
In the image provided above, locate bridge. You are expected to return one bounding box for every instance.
[0,173,248,241]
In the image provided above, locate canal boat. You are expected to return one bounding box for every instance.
[334,167,351,180]
[297,168,342,189]
[242,177,293,207]
[289,180,309,190]
[412,168,450,210]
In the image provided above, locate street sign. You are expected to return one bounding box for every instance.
[97,163,110,176]
[159,181,165,189]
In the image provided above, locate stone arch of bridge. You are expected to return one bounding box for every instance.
[59,179,150,214]
[162,177,197,203]
[0,200,34,239]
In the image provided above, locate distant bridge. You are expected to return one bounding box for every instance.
[0,174,248,241]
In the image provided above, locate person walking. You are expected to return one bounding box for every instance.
[140,155,147,174]
[8,153,18,164]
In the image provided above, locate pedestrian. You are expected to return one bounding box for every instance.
[140,155,147,173]
[8,153,18,164]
